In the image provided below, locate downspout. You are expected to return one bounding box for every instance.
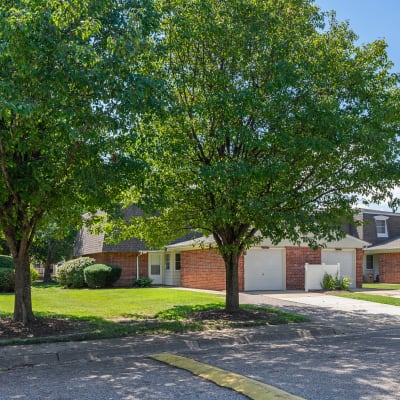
[136,251,146,280]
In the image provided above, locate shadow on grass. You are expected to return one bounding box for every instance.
[32,281,60,289]
[0,303,309,346]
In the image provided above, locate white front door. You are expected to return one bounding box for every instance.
[322,249,356,288]
[149,253,162,284]
[244,249,285,291]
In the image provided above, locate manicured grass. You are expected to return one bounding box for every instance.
[0,283,308,345]
[362,283,400,290]
[334,291,400,306]
[0,284,225,319]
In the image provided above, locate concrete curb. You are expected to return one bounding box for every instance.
[0,323,337,370]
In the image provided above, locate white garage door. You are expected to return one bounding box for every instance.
[321,250,356,288]
[244,249,285,291]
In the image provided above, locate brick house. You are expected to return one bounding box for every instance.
[73,207,149,286]
[74,208,367,290]
[163,235,367,291]
[343,209,400,283]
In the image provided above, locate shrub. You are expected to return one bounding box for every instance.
[0,268,15,292]
[321,273,351,291]
[0,255,13,269]
[30,265,39,283]
[107,265,122,286]
[56,257,95,288]
[0,257,38,291]
[83,264,122,289]
[134,277,153,288]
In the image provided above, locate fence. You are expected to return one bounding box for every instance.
[304,263,340,292]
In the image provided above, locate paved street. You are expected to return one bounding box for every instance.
[2,291,400,399]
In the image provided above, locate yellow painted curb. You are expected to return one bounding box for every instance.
[151,353,305,400]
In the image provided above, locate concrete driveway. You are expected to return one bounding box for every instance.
[239,289,400,334]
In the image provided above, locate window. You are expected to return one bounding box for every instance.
[150,264,161,275]
[366,255,373,270]
[374,215,389,238]
[175,253,181,271]
[165,254,170,270]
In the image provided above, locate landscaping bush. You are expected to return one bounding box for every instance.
[83,264,121,289]
[0,255,13,269]
[107,265,122,286]
[321,273,351,291]
[56,257,95,288]
[30,265,39,283]
[134,277,153,288]
[0,256,38,291]
[0,267,15,292]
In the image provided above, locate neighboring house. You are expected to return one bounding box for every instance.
[73,206,149,286]
[74,206,368,290]
[343,209,400,283]
[162,235,367,291]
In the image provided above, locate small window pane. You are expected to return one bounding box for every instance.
[175,254,181,271]
[366,255,373,270]
[165,254,170,270]
[376,220,387,235]
[151,265,161,275]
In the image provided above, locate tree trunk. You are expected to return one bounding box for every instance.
[43,248,53,283]
[224,251,240,312]
[13,253,34,324]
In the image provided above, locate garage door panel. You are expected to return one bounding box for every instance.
[244,249,285,291]
[322,250,355,288]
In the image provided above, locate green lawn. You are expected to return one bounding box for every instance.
[0,284,225,319]
[0,284,307,344]
[334,291,400,306]
[362,283,400,290]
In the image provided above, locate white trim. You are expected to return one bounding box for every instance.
[374,215,389,238]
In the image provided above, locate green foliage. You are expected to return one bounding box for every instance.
[321,273,336,290]
[83,264,122,289]
[321,273,351,291]
[117,0,400,312]
[0,258,38,290]
[134,277,153,288]
[0,0,155,321]
[30,265,39,283]
[108,265,122,286]
[0,255,13,269]
[0,268,15,292]
[56,257,95,288]
[31,222,78,265]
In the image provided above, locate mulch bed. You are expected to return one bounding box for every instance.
[0,317,90,340]
[0,309,280,341]
[188,308,278,323]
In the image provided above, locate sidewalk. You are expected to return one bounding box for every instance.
[2,290,400,371]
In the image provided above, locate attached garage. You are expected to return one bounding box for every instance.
[244,248,285,291]
[321,249,356,288]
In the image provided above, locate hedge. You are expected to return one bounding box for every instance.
[0,268,15,292]
[56,257,95,288]
[0,255,13,269]
[83,264,122,289]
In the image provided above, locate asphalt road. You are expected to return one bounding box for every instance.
[1,328,400,400]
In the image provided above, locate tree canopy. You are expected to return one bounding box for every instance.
[118,0,400,311]
[0,0,154,323]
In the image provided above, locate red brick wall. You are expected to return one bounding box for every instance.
[378,253,400,283]
[286,247,321,290]
[87,252,148,287]
[181,249,244,291]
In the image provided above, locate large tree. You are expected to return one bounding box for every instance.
[0,0,153,324]
[30,220,77,283]
[119,0,400,311]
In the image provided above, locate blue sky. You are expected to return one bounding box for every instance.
[315,1,400,211]
[315,0,400,73]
